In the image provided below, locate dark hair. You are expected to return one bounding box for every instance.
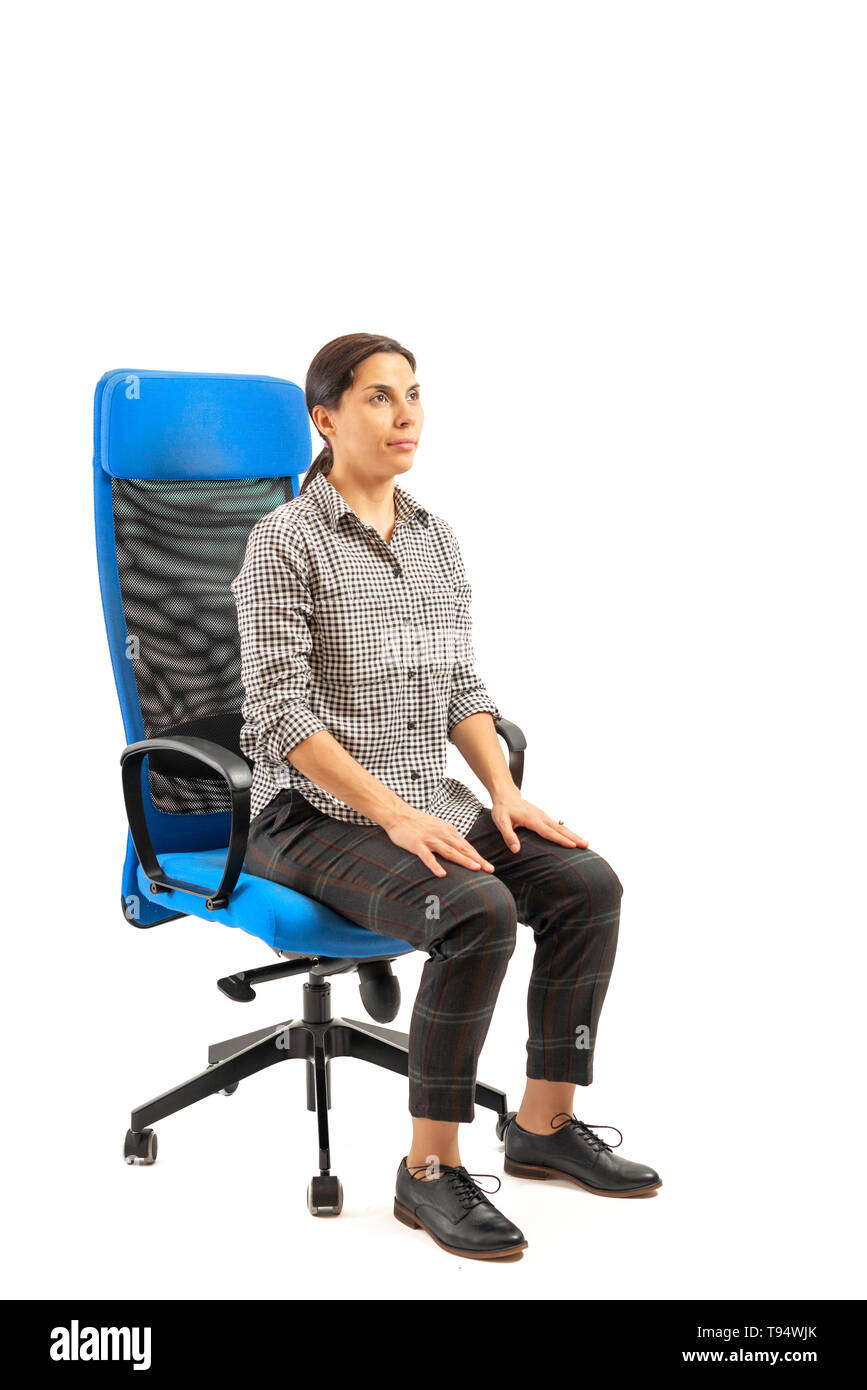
[299,332,417,494]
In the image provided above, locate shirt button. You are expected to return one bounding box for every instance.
[408,670,416,679]
[411,770,420,780]
[407,719,417,729]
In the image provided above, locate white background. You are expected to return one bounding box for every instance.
[2,0,864,1302]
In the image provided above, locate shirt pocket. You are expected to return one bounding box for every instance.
[417,579,457,680]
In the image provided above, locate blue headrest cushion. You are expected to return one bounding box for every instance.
[94,369,312,480]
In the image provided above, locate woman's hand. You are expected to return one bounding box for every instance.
[491,787,588,853]
[381,806,495,879]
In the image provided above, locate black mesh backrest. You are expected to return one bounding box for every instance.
[112,475,291,814]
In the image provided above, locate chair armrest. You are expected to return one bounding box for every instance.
[494,717,527,790]
[120,736,252,911]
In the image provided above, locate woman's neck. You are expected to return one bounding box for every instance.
[326,469,397,541]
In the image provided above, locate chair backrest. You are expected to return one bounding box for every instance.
[94,370,311,892]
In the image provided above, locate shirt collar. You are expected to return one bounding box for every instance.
[305,467,429,532]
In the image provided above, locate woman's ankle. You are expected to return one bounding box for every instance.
[406,1154,461,1177]
[514,1109,560,1134]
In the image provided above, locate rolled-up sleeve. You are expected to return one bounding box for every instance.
[444,522,502,739]
[230,518,327,763]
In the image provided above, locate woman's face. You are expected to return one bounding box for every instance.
[320,351,423,477]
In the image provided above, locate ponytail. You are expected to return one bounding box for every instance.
[298,439,333,494]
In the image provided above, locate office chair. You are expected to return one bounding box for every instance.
[94,368,528,1215]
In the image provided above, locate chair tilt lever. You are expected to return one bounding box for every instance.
[217,956,320,1002]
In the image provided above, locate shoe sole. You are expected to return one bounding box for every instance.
[393,1198,528,1258]
[504,1156,662,1196]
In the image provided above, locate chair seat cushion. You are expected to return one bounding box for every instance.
[135,850,415,959]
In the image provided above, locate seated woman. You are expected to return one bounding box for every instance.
[231,331,660,1262]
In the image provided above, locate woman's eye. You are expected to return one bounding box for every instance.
[371,390,419,403]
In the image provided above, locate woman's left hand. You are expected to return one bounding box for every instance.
[491,787,588,854]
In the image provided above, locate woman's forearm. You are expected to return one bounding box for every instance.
[449,712,517,798]
[286,728,408,828]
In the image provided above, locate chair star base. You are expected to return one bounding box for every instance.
[124,972,510,1215]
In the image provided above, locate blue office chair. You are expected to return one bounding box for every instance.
[94,368,527,1215]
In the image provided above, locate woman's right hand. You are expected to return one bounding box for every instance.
[381,806,495,878]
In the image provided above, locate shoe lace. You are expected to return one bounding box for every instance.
[406,1163,502,1208]
[550,1112,623,1153]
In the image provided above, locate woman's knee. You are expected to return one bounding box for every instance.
[428,874,518,960]
[560,846,624,914]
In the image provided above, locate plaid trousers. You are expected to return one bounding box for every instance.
[244,789,624,1123]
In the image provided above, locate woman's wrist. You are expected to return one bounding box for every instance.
[488,773,520,801]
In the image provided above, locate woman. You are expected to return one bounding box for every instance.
[232,332,661,1260]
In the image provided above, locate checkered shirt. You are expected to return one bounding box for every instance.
[230,468,501,831]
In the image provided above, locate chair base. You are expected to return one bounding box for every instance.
[124,972,510,1215]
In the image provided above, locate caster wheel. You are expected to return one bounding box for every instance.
[307,1174,343,1216]
[123,1128,158,1164]
[495,1109,517,1143]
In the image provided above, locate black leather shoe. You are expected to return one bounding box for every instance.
[394,1156,528,1259]
[503,1111,662,1196]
